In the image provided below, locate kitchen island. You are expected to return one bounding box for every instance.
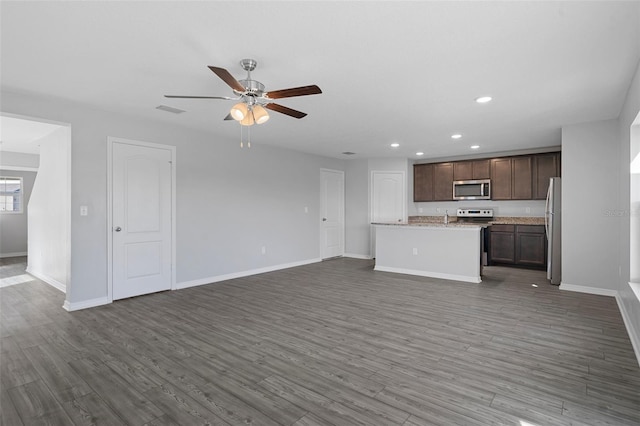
[373,222,484,283]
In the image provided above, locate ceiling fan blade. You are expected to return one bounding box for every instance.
[208,66,245,92]
[164,95,236,100]
[223,113,234,121]
[265,85,322,99]
[265,103,307,119]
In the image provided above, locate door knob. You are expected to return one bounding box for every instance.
[114,226,122,232]
[322,218,327,221]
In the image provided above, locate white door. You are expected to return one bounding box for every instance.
[112,141,173,300]
[371,171,406,257]
[320,169,344,259]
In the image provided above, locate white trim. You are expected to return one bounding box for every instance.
[374,265,481,284]
[25,266,66,293]
[63,296,111,312]
[107,137,177,303]
[630,281,640,302]
[558,282,618,297]
[177,258,322,290]
[0,166,38,172]
[0,251,27,258]
[616,289,640,367]
[343,253,372,260]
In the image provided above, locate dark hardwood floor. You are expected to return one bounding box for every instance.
[1,256,639,425]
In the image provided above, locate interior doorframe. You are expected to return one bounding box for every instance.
[319,168,345,259]
[107,136,176,302]
[370,170,407,258]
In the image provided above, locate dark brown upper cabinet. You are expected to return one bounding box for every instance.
[433,163,454,201]
[413,152,560,202]
[413,164,434,202]
[533,152,560,199]
[453,159,491,181]
[511,156,533,200]
[491,158,512,200]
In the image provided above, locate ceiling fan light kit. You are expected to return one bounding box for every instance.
[165,59,321,128]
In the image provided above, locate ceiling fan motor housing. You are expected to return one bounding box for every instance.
[235,79,265,97]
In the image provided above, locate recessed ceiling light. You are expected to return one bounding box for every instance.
[451,134,462,139]
[416,152,424,156]
[470,145,480,150]
[390,143,400,148]
[475,96,492,103]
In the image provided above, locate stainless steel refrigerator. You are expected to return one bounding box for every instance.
[545,177,561,285]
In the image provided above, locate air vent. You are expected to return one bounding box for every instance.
[342,151,356,155]
[156,105,186,114]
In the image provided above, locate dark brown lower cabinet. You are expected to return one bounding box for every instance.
[489,224,546,269]
[489,224,515,263]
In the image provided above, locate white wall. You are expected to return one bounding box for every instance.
[1,90,344,307]
[0,152,39,170]
[26,126,71,292]
[0,169,37,257]
[617,59,640,362]
[561,119,620,293]
[345,159,370,257]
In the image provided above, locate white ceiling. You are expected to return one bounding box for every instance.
[1,1,639,160]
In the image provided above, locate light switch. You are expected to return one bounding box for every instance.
[80,206,88,216]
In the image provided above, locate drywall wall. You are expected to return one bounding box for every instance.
[1,90,344,308]
[617,58,640,363]
[345,159,370,257]
[0,152,39,169]
[0,168,36,257]
[26,126,71,291]
[561,119,620,293]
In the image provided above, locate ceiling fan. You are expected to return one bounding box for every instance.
[165,59,322,126]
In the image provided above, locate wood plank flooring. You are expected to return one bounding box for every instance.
[1,256,639,425]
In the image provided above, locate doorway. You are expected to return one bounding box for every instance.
[370,171,406,257]
[320,169,345,259]
[108,138,176,300]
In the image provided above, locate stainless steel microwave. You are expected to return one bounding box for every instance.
[453,179,491,200]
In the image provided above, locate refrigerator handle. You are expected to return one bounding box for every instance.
[544,182,551,238]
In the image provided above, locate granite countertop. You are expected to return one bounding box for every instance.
[406,215,545,226]
[489,217,545,225]
[372,221,484,228]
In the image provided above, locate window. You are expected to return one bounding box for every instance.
[0,177,23,213]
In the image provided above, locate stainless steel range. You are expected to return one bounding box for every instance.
[457,208,494,266]
[456,208,494,223]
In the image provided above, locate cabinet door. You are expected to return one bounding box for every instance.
[515,225,546,267]
[533,153,560,199]
[491,158,512,200]
[453,161,473,180]
[433,163,454,201]
[472,159,491,179]
[489,225,515,264]
[512,156,533,200]
[413,164,434,202]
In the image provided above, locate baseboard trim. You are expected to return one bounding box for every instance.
[343,253,373,260]
[559,282,618,297]
[177,258,323,290]
[616,290,640,367]
[374,265,481,284]
[63,296,111,312]
[25,267,66,293]
[0,252,27,258]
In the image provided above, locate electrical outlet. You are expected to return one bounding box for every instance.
[436,208,441,213]
[412,248,418,255]
[261,246,266,255]
[80,206,88,216]
[304,206,309,214]
[418,207,423,213]
[525,207,531,214]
